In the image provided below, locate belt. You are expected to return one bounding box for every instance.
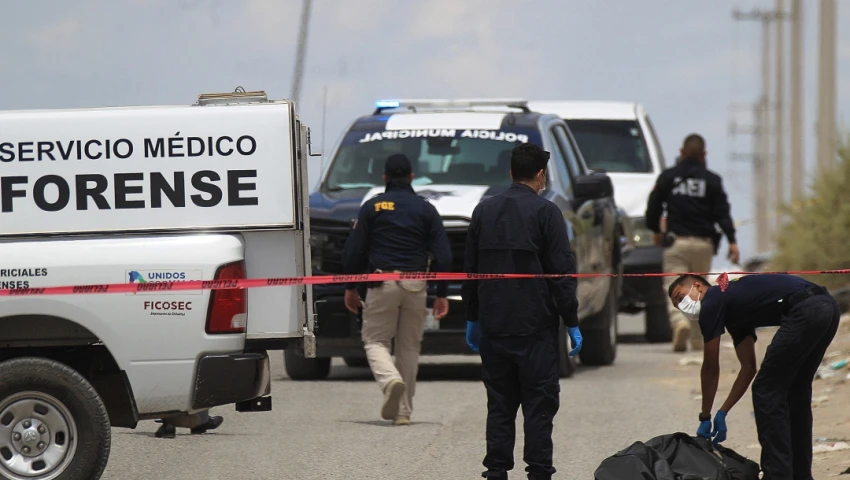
[670,234,712,241]
[782,285,829,313]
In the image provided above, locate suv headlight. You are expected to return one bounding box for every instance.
[629,217,656,247]
[309,233,329,271]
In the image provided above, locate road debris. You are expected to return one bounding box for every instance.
[816,367,838,380]
[829,359,850,370]
[678,357,702,366]
[812,442,850,454]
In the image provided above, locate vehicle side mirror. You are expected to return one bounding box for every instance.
[574,172,614,201]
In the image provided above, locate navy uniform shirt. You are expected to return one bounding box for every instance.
[698,274,818,346]
[645,157,737,244]
[341,180,452,296]
[462,183,579,337]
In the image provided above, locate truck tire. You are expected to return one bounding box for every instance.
[578,283,618,367]
[645,303,673,343]
[0,357,110,480]
[557,324,577,378]
[343,357,369,368]
[283,350,331,380]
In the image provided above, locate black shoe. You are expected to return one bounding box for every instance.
[482,472,508,480]
[191,416,223,434]
[155,423,176,439]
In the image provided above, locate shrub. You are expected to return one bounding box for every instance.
[771,132,850,290]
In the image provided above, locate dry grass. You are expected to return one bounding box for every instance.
[770,134,850,290]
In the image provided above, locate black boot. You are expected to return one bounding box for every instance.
[191,415,223,434]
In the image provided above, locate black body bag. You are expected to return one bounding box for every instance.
[593,432,760,480]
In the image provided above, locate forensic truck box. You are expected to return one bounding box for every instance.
[0,89,315,480]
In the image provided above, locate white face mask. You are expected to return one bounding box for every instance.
[677,284,701,321]
[537,172,546,194]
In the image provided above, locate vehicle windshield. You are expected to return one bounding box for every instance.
[565,119,653,173]
[323,126,543,190]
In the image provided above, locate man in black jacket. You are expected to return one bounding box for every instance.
[462,143,582,480]
[646,133,739,353]
[342,154,452,426]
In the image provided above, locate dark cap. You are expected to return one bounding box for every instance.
[384,154,412,178]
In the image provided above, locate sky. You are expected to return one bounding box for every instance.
[1,0,848,266]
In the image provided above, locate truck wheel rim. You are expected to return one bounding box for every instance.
[0,391,78,480]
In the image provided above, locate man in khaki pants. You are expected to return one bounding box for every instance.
[646,134,739,352]
[342,154,452,425]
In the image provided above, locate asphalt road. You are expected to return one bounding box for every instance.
[101,315,708,480]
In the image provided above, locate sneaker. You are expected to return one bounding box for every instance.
[673,323,690,352]
[155,422,176,439]
[381,379,406,420]
[394,416,410,426]
[191,416,223,434]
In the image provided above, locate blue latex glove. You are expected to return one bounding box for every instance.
[712,410,728,444]
[568,327,582,356]
[697,419,712,439]
[466,321,481,353]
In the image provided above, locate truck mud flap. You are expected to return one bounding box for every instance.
[236,396,272,412]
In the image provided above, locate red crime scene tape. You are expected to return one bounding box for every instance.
[1,269,849,297]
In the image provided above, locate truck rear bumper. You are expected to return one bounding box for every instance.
[191,351,271,410]
[620,245,664,311]
[312,283,471,356]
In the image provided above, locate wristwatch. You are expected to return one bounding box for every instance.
[699,412,711,422]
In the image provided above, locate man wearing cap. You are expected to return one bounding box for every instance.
[342,154,452,426]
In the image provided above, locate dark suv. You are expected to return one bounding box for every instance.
[285,99,626,380]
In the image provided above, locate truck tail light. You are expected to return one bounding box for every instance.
[205,261,247,334]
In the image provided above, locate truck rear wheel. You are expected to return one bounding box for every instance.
[644,303,673,343]
[283,350,331,380]
[0,357,110,480]
[578,282,618,367]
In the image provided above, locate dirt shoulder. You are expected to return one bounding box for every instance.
[664,313,850,477]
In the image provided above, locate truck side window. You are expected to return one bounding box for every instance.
[547,128,574,197]
[551,124,583,179]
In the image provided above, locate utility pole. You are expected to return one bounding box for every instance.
[732,8,786,254]
[816,0,837,174]
[774,0,786,228]
[290,0,313,106]
[789,0,804,202]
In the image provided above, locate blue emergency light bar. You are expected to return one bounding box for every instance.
[374,100,401,109]
[372,98,530,115]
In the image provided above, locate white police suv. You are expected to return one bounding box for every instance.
[527,100,672,343]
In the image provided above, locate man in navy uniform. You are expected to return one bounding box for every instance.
[342,154,452,426]
[463,143,582,480]
[668,273,840,480]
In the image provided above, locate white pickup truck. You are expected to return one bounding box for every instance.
[0,90,315,480]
